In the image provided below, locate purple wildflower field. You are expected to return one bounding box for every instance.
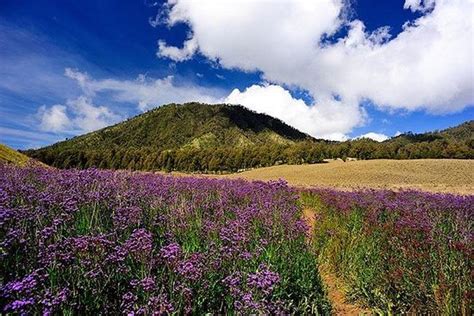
[304,188,473,314]
[0,165,330,314]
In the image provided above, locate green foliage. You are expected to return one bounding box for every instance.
[22,103,474,172]
[302,192,473,314]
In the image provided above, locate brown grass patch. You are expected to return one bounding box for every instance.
[170,159,474,194]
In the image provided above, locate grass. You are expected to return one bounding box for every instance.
[218,159,474,194]
[0,144,31,166]
[301,189,473,314]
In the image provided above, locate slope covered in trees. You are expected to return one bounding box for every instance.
[24,103,473,172]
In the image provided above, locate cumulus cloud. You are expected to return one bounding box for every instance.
[157,37,198,61]
[156,0,474,136]
[65,68,223,111]
[225,84,364,140]
[37,96,121,133]
[65,68,362,139]
[37,104,71,132]
[67,96,122,132]
[355,132,390,142]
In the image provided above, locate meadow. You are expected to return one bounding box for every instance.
[303,189,473,314]
[0,165,330,314]
[222,159,474,194]
[1,164,472,314]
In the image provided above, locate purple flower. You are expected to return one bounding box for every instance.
[147,294,174,315]
[5,298,35,312]
[140,277,156,292]
[159,243,181,263]
[247,264,280,295]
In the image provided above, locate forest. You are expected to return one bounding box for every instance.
[23,103,473,172]
[27,137,473,173]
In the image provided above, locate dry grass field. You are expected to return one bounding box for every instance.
[178,159,474,194]
[0,143,31,166]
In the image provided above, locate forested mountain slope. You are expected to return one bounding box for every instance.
[24,102,473,172]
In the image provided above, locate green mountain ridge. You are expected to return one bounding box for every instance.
[23,103,473,172]
[389,120,474,144]
[38,102,311,152]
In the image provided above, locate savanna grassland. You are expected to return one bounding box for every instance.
[221,159,474,194]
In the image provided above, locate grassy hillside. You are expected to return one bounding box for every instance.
[25,103,323,172]
[34,102,311,152]
[0,143,31,165]
[24,102,473,172]
[389,120,474,144]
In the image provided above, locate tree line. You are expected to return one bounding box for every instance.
[27,137,473,173]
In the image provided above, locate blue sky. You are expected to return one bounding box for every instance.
[1,0,472,149]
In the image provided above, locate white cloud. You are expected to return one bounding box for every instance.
[404,0,436,12]
[37,96,121,134]
[67,96,121,132]
[65,68,223,111]
[355,132,390,142]
[157,37,198,61]
[225,84,364,140]
[156,0,474,135]
[37,104,71,132]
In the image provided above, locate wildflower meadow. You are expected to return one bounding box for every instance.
[303,189,473,314]
[1,164,473,314]
[0,165,330,314]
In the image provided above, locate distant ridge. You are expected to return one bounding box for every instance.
[389,120,474,144]
[34,102,312,152]
[24,104,473,172]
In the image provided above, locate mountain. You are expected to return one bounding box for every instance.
[35,102,311,152]
[23,103,473,172]
[0,143,34,166]
[25,103,319,171]
[389,120,474,144]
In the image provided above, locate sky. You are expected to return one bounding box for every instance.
[1,0,473,149]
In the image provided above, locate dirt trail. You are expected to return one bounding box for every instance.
[303,208,371,315]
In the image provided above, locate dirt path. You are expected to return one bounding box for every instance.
[303,208,371,315]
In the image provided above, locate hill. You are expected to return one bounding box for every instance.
[0,143,32,166]
[24,102,473,172]
[388,120,474,144]
[30,103,311,152]
[25,103,320,171]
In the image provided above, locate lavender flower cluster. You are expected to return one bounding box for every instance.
[0,165,330,314]
[305,188,473,313]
